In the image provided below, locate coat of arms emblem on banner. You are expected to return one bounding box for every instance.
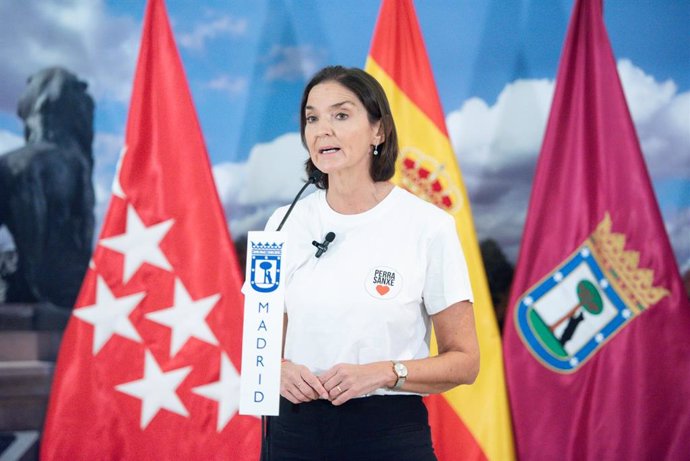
[398,147,462,214]
[515,213,669,373]
[249,242,283,293]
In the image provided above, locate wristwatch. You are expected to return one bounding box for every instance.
[392,361,408,389]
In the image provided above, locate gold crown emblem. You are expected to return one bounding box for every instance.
[398,147,461,213]
[589,213,669,313]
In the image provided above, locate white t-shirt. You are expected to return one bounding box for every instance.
[265,186,473,395]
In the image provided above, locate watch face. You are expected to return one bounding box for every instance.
[395,362,407,377]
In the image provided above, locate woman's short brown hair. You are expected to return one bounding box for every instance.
[300,66,398,189]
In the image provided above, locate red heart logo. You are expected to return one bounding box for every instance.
[376,285,390,296]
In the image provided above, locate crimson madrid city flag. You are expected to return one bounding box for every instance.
[41,0,260,459]
[503,0,690,460]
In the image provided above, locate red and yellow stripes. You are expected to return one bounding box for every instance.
[365,1,515,460]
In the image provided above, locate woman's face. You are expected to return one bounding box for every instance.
[304,81,382,179]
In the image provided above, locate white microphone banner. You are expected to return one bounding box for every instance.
[239,231,287,416]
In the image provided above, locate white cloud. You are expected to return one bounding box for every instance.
[90,132,125,242]
[664,207,690,275]
[264,45,326,82]
[446,60,690,264]
[94,132,124,162]
[178,15,247,51]
[0,130,23,154]
[206,75,248,97]
[635,93,690,178]
[448,79,554,178]
[446,78,555,259]
[213,161,246,208]
[238,133,308,204]
[618,59,677,124]
[618,59,690,178]
[212,132,309,239]
[0,0,139,111]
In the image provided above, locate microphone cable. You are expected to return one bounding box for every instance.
[276,170,323,231]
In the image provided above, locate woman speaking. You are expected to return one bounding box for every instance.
[263,65,479,460]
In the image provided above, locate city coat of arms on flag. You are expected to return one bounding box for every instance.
[515,213,669,372]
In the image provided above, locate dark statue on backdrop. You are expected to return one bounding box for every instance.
[0,67,95,310]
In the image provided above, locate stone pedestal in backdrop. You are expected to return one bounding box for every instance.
[0,303,67,461]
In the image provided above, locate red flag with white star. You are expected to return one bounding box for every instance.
[41,0,260,459]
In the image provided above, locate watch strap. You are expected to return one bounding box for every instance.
[392,361,407,389]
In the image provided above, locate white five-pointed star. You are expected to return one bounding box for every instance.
[99,204,174,283]
[145,279,221,356]
[73,276,145,354]
[192,353,242,431]
[115,350,193,429]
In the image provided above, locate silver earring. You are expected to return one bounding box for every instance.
[373,144,379,156]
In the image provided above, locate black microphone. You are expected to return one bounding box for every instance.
[312,232,336,258]
[275,170,323,231]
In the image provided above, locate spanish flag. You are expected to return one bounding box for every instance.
[365,1,514,460]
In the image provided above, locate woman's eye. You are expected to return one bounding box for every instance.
[335,112,348,120]
[305,115,317,123]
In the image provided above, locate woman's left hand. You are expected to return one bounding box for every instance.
[319,362,394,406]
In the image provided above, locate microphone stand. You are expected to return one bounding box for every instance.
[263,169,322,461]
[276,170,323,231]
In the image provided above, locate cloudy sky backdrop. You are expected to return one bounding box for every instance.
[0,0,688,272]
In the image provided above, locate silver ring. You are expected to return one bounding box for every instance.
[336,385,343,393]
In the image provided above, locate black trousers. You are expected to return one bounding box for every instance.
[262,395,437,461]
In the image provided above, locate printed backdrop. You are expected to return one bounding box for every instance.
[0,0,687,273]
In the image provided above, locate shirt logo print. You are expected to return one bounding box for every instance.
[365,266,402,300]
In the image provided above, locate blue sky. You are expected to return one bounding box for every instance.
[97,0,690,164]
[0,0,688,270]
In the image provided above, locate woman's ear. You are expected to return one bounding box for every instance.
[374,122,385,145]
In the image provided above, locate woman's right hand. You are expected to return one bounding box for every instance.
[280,360,330,403]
